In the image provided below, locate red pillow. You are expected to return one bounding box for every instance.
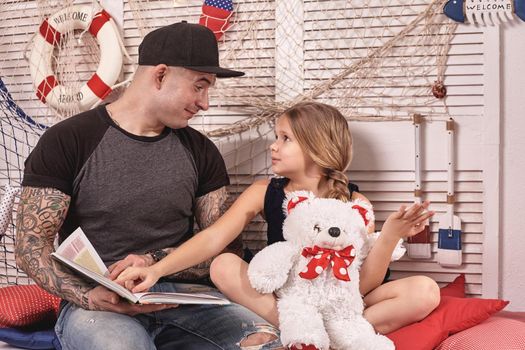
[386,296,509,350]
[436,314,525,350]
[0,284,61,328]
[440,274,465,298]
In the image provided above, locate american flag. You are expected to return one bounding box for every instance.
[199,0,234,40]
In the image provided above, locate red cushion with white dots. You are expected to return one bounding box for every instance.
[435,312,525,350]
[386,296,509,350]
[0,284,61,328]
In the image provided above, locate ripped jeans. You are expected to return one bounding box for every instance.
[55,281,282,350]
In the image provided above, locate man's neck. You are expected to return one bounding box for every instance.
[106,98,165,137]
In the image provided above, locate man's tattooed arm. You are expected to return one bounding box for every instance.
[15,187,92,309]
[168,186,243,280]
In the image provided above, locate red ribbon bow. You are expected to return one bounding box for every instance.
[299,245,356,281]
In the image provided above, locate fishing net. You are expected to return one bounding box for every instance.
[0,0,457,286]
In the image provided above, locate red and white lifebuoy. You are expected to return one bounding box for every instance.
[29,5,123,111]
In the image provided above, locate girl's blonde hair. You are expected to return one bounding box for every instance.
[283,101,353,201]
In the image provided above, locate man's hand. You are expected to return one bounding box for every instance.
[108,254,154,280]
[86,286,176,315]
[381,201,434,240]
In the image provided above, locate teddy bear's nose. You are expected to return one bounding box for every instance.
[328,227,340,237]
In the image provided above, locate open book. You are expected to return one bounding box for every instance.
[51,227,230,305]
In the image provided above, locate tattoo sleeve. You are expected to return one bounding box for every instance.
[169,186,243,280]
[15,187,92,309]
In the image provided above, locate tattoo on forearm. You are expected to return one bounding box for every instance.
[15,187,92,307]
[170,186,241,280]
[170,258,214,280]
[195,186,229,229]
[81,293,91,309]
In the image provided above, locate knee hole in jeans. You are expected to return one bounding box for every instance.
[238,323,283,350]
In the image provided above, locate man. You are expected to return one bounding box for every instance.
[15,21,281,350]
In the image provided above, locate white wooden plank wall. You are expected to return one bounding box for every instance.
[0,0,488,296]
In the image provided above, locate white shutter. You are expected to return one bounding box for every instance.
[0,1,498,297]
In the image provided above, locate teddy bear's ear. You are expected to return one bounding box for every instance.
[282,190,316,216]
[351,204,374,227]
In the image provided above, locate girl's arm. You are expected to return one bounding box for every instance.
[115,179,269,292]
[359,201,434,295]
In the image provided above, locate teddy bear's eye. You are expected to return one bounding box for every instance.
[313,224,321,233]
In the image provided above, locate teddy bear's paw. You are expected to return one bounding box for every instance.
[248,271,288,293]
[375,335,395,350]
[248,275,277,294]
[288,343,320,350]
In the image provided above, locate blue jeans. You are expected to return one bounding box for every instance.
[55,282,282,350]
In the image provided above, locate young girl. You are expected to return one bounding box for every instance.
[116,101,439,335]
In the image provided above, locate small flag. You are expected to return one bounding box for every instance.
[199,0,234,40]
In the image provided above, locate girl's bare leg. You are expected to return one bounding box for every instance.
[212,255,439,336]
[210,253,280,327]
[363,275,440,334]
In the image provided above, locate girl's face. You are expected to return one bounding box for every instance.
[270,115,315,177]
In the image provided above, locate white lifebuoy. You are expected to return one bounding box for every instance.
[29,5,123,111]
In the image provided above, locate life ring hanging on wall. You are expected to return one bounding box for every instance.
[29,5,123,112]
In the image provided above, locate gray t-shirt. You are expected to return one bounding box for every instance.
[23,105,229,265]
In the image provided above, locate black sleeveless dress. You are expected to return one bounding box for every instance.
[263,177,359,244]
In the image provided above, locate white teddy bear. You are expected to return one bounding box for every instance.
[247,191,395,350]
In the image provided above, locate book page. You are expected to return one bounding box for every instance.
[51,252,138,303]
[55,227,108,276]
[134,292,230,305]
[52,228,230,305]
[171,282,218,294]
[52,252,228,305]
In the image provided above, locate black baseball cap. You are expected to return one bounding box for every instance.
[138,21,244,78]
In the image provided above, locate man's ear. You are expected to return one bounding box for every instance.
[153,64,168,89]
